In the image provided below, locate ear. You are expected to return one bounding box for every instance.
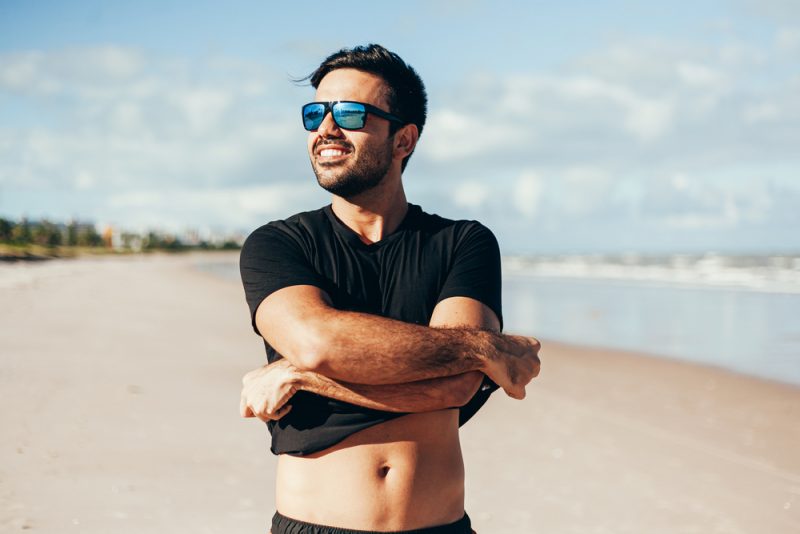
[393,124,419,160]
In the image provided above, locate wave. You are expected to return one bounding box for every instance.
[504,253,800,294]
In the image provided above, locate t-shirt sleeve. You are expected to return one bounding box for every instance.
[437,222,503,328]
[436,222,503,426]
[239,224,327,335]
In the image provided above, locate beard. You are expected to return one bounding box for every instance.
[312,137,393,199]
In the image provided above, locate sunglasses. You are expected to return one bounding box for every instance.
[302,101,405,131]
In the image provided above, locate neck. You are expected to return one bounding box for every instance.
[331,176,408,245]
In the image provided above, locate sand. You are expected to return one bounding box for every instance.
[1,253,798,533]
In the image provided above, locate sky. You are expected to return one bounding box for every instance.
[1,0,798,254]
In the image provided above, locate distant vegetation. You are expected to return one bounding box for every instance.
[0,216,241,260]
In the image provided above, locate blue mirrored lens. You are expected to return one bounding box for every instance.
[332,102,366,129]
[302,103,326,130]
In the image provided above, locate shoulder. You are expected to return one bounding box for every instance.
[245,206,329,239]
[413,205,498,248]
[241,206,330,252]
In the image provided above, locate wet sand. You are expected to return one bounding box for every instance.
[1,253,798,533]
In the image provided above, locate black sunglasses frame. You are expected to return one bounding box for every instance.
[302,101,405,131]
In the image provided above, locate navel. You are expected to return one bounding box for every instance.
[378,465,391,478]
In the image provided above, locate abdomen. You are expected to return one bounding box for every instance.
[275,409,465,531]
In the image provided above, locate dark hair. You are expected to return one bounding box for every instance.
[306,44,427,172]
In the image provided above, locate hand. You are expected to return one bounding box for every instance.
[483,334,541,399]
[240,358,299,422]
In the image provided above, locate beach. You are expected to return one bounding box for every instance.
[1,253,798,533]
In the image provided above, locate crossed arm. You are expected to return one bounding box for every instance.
[240,285,541,421]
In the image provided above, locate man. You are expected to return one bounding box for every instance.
[239,44,541,534]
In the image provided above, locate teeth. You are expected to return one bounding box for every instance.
[320,149,347,157]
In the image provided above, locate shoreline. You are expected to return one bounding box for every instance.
[0,247,239,262]
[1,253,798,533]
[200,252,800,389]
[4,250,798,390]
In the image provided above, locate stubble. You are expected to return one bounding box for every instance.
[312,137,394,198]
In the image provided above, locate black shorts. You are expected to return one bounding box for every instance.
[271,511,472,534]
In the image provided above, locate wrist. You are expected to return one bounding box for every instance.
[277,358,302,387]
[470,329,493,370]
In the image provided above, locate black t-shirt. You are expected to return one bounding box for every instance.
[239,203,502,456]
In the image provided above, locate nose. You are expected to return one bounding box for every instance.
[316,109,343,138]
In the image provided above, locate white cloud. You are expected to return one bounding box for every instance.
[171,88,232,134]
[557,76,676,141]
[623,98,675,141]
[410,31,800,251]
[2,34,799,252]
[0,51,58,94]
[0,46,302,194]
[663,193,740,229]
[743,101,780,122]
[67,46,144,80]
[0,46,146,96]
[639,172,783,232]
[517,74,675,142]
[108,190,163,209]
[513,171,543,218]
[676,61,723,87]
[110,101,146,132]
[555,167,614,217]
[453,181,490,209]
[421,109,519,161]
[105,183,324,232]
[74,170,95,190]
[776,27,800,51]
[743,0,800,22]
[671,173,689,191]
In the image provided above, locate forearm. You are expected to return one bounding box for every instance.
[304,309,520,385]
[258,287,540,397]
[292,365,485,413]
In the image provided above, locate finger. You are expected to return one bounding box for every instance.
[241,399,256,418]
[255,403,292,422]
[254,400,271,422]
[241,393,256,418]
[275,404,292,419]
[254,401,273,422]
[503,386,526,400]
[256,412,271,423]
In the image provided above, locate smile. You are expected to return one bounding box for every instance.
[319,149,349,157]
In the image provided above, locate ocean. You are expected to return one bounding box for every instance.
[197,253,800,387]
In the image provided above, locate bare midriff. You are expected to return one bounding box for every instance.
[275,409,465,531]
